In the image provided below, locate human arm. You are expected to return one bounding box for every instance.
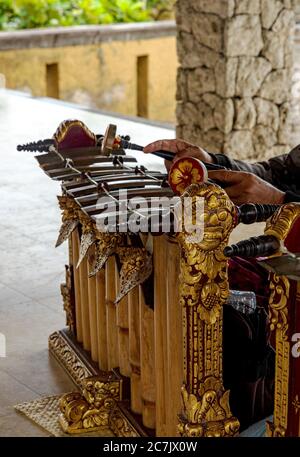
[144,139,300,192]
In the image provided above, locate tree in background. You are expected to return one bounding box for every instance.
[0,0,175,30]
[142,0,174,20]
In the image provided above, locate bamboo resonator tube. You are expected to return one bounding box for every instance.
[105,257,119,370]
[68,231,183,436]
[115,267,131,378]
[96,268,107,371]
[87,245,98,362]
[128,287,142,414]
[71,229,83,343]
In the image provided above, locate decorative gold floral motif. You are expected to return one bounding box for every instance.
[266,422,286,437]
[169,159,203,194]
[77,231,96,268]
[77,213,96,268]
[177,183,237,325]
[59,374,121,434]
[293,395,300,414]
[115,247,152,303]
[178,379,240,437]
[269,274,290,339]
[48,331,93,386]
[264,203,300,438]
[60,265,75,333]
[59,393,111,433]
[109,405,141,437]
[81,375,120,408]
[89,232,124,276]
[56,196,80,247]
[176,182,239,436]
[265,203,300,242]
[56,220,79,248]
[268,273,290,437]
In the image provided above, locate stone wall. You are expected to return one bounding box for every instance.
[294,0,300,21]
[0,21,177,124]
[175,0,295,160]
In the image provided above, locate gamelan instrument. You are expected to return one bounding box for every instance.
[19,119,300,437]
[18,122,226,168]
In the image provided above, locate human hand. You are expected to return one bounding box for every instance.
[144,139,213,171]
[208,170,285,205]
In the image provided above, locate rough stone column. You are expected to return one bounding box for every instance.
[175,0,295,160]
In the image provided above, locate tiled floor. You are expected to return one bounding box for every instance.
[0,90,265,437]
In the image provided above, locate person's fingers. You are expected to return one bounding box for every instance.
[144,139,178,154]
[208,170,247,185]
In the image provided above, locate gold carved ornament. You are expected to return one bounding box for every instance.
[76,211,97,268]
[265,203,300,243]
[88,231,125,277]
[60,265,76,332]
[176,182,240,437]
[48,332,92,386]
[55,196,80,247]
[264,203,300,437]
[59,374,121,434]
[50,333,138,436]
[266,273,290,437]
[114,246,152,303]
[54,120,97,250]
[268,274,290,340]
[179,378,240,437]
[176,183,237,324]
[292,395,300,414]
[109,405,140,437]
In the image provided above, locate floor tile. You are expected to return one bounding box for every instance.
[0,410,49,437]
[0,370,38,416]
[0,283,28,307]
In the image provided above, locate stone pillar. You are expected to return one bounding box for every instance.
[175,0,295,160]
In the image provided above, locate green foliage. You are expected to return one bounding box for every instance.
[146,0,174,20]
[0,0,16,30]
[0,0,174,31]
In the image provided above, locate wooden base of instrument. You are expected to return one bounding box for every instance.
[49,328,155,437]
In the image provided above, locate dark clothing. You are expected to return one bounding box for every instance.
[210,144,300,203]
[209,146,300,429]
[225,258,275,431]
[209,146,297,429]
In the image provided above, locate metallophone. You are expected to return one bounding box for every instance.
[18,119,300,437]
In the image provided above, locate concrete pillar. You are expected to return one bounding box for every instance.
[175,0,295,160]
